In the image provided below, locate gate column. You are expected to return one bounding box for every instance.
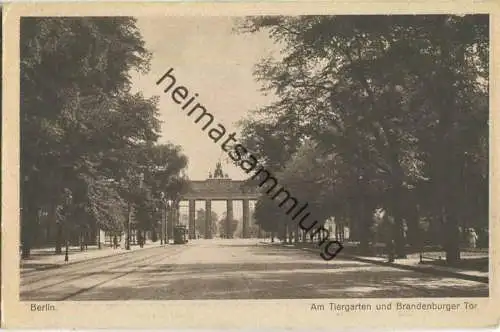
[226,199,233,238]
[205,200,212,239]
[189,199,196,239]
[242,199,250,238]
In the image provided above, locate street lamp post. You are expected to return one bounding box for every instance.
[172,201,177,242]
[65,239,69,262]
[63,189,72,262]
[160,206,164,245]
[166,199,173,243]
[166,200,170,244]
[126,202,131,250]
[160,192,165,245]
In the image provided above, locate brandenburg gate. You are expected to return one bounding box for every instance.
[182,162,260,239]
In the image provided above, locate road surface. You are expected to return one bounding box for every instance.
[20,239,488,300]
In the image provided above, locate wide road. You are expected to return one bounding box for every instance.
[21,239,488,300]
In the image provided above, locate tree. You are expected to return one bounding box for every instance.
[253,197,283,241]
[20,17,160,257]
[237,15,488,262]
[218,212,239,238]
[134,143,189,236]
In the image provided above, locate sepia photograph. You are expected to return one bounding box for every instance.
[2,2,499,329]
[18,13,490,301]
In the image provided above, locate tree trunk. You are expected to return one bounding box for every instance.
[389,184,407,258]
[21,222,32,259]
[357,204,371,255]
[21,205,38,259]
[45,206,53,245]
[80,232,85,251]
[391,204,406,258]
[55,221,63,254]
[405,206,420,250]
[349,219,358,242]
[443,207,460,264]
[393,216,406,258]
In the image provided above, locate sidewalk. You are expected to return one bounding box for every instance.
[20,242,163,274]
[261,241,489,284]
[342,252,488,284]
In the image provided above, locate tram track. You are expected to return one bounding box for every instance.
[21,244,163,276]
[58,246,185,300]
[21,245,162,286]
[20,246,186,300]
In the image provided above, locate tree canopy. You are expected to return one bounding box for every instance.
[20,17,189,257]
[195,208,218,237]
[237,15,488,262]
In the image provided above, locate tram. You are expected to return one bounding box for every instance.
[173,225,188,244]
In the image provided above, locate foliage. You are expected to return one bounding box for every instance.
[217,212,239,238]
[195,208,218,237]
[237,15,488,261]
[20,17,188,256]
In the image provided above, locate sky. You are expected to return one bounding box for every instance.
[130,16,279,182]
[129,17,280,222]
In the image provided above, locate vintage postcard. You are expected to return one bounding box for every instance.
[1,1,499,329]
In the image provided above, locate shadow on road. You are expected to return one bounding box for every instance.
[22,241,489,301]
[21,263,61,271]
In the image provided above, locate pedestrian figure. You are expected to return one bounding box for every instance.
[387,239,395,263]
[120,234,126,249]
[138,232,144,248]
[80,233,85,251]
[65,240,69,262]
[468,228,478,249]
[113,235,118,249]
[84,230,89,250]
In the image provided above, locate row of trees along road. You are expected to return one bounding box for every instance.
[195,208,218,238]
[237,15,488,263]
[217,212,239,238]
[20,17,189,258]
